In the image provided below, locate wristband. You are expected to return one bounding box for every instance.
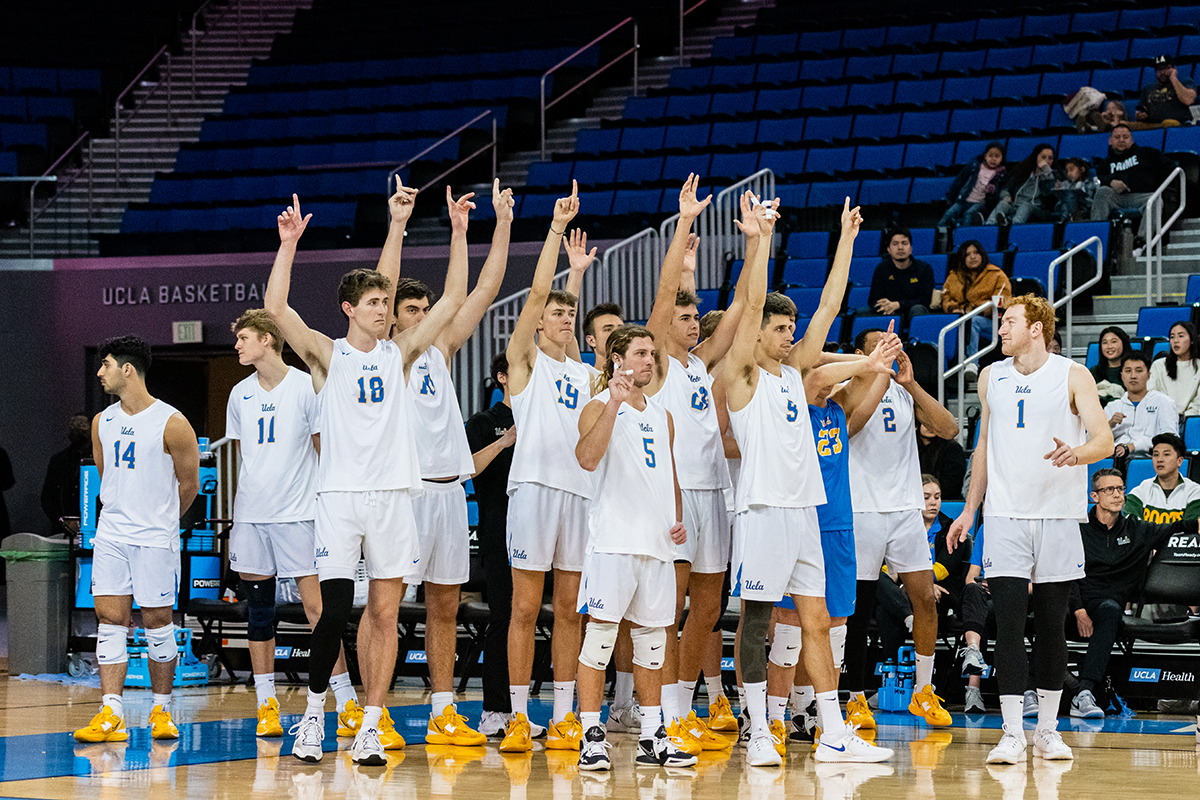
[550,225,565,236]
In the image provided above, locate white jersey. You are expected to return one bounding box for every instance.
[985,354,1087,520]
[848,380,923,512]
[227,367,319,523]
[407,345,474,481]
[728,366,826,513]
[587,390,677,561]
[96,399,182,550]
[508,348,594,499]
[317,338,420,494]
[658,353,731,490]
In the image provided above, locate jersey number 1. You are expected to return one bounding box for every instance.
[1016,398,1026,429]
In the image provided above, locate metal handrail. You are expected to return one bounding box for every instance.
[937,299,1001,444]
[414,116,498,194]
[25,131,91,256]
[540,17,639,160]
[115,44,172,183]
[0,176,56,258]
[190,0,237,99]
[1047,235,1105,357]
[1139,166,1186,304]
[596,227,661,322]
[679,0,710,64]
[384,110,494,195]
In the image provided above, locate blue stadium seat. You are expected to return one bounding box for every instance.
[1022,14,1071,40]
[1086,342,1100,369]
[938,49,988,74]
[847,287,870,310]
[1125,459,1158,489]
[1078,38,1129,66]
[572,159,618,187]
[709,90,756,117]
[754,33,798,56]
[1087,458,1115,491]
[795,315,817,341]
[1011,250,1057,293]
[575,190,614,217]
[663,123,711,150]
[10,67,57,92]
[852,113,902,141]
[0,152,17,176]
[575,128,621,155]
[926,253,948,284]
[27,97,72,122]
[841,27,888,51]
[909,314,961,363]
[1164,125,1200,154]
[711,65,756,88]
[845,55,894,80]
[847,81,895,108]
[803,84,849,109]
[904,142,956,171]
[780,258,828,288]
[57,68,102,94]
[908,228,936,255]
[695,288,722,311]
[1031,43,1080,68]
[954,226,999,252]
[984,46,1033,71]
[0,97,26,121]
[1133,129,1167,151]
[808,181,861,207]
[661,153,712,183]
[998,105,1050,132]
[853,229,883,257]
[1090,68,1142,98]
[711,37,754,60]
[665,94,711,119]
[1120,6,1168,31]
[0,122,47,150]
[784,287,823,317]
[942,76,993,104]
[710,120,758,148]
[758,149,807,178]
[756,60,801,85]
[1166,5,1200,30]
[847,256,877,286]
[1071,10,1120,35]
[1039,70,1092,98]
[611,188,663,216]
[1129,36,1180,63]
[909,176,954,204]
[799,58,846,83]
[886,24,932,47]
[1063,220,1109,251]
[899,110,950,138]
[805,147,857,176]
[757,118,805,146]
[803,115,853,142]
[756,88,803,115]
[1057,133,1110,161]
[950,107,1001,135]
[709,152,760,181]
[799,31,842,52]
[853,143,905,173]
[1137,306,1189,338]
[851,315,901,341]
[670,66,711,90]
[1185,417,1200,451]
[991,73,1042,102]
[975,16,1023,42]
[934,20,977,43]
[891,52,940,78]
[615,156,663,185]
[786,231,830,258]
[776,183,809,209]
[1187,274,1200,304]
[1007,223,1056,252]
[1005,135,1061,164]
[624,96,668,121]
[894,79,943,108]
[727,259,774,286]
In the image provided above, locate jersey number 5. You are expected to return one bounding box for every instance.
[786,400,798,422]
[357,376,385,404]
[642,437,657,468]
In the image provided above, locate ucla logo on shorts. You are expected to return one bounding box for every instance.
[315,547,329,558]
[743,579,765,592]
[511,548,527,560]
[982,558,992,569]
[588,597,605,610]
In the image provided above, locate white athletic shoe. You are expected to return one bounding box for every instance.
[986,725,1028,764]
[606,703,641,734]
[1033,727,1073,760]
[1022,690,1039,718]
[964,686,987,714]
[746,731,783,767]
[579,726,612,771]
[1070,690,1104,719]
[814,730,894,763]
[289,714,324,763]
[350,727,387,766]
[736,709,752,747]
[478,710,508,738]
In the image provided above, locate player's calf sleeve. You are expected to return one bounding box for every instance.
[243,576,278,642]
[308,578,354,693]
[578,621,619,671]
[740,600,773,684]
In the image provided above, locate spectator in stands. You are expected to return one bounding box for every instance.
[1107,351,1179,463]
[1091,124,1175,236]
[1137,55,1197,127]
[1050,329,1063,356]
[1149,321,1200,418]
[866,228,935,330]
[1125,433,1200,523]
[959,527,991,713]
[917,420,966,501]
[1068,467,1200,718]
[938,142,1006,229]
[40,411,92,534]
[1053,158,1098,222]
[1101,100,1130,130]
[940,240,1011,379]
[1090,326,1133,407]
[985,144,1059,226]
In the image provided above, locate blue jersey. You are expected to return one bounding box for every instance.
[809,400,852,531]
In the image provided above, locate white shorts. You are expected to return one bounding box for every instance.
[577,551,676,628]
[732,505,824,602]
[506,483,590,572]
[676,488,731,574]
[230,520,317,579]
[315,490,421,582]
[410,480,470,586]
[852,509,934,580]
[981,516,1085,583]
[91,537,180,608]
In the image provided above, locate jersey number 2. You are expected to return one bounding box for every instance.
[882,407,896,432]
[113,440,135,469]
[357,376,385,404]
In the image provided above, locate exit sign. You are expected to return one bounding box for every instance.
[172,321,203,344]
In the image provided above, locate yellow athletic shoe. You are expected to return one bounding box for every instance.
[707,694,739,732]
[680,710,732,750]
[149,705,179,740]
[426,707,487,746]
[336,699,363,737]
[909,685,953,727]
[846,695,876,730]
[545,712,583,751]
[768,719,788,757]
[256,697,283,738]
[500,712,533,753]
[378,708,406,749]
[665,718,703,756]
[74,706,129,743]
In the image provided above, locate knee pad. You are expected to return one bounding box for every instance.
[96,623,129,665]
[146,623,177,663]
[243,576,278,642]
[631,625,667,670]
[578,621,619,671]
[829,624,847,671]
[768,623,802,668]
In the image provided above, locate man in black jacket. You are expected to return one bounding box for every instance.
[1068,467,1199,718]
[1090,123,1175,237]
[40,411,92,534]
[865,228,935,333]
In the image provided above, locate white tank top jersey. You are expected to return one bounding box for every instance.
[848,380,923,512]
[728,366,826,513]
[407,345,474,481]
[317,338,420,494]
[508,348,594,499]
[586,389,677,561]
[96,399,183,549]
[658,353,732,491]
[226,367,319,523]
[985,354,1088,520]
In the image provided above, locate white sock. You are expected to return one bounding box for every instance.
[553,681,575,722]
[362,705,383,732]
[510,684,530,717]
[306,689,327,718]
[915,653,935,691]
[736,684,746,714]
[329,672,356,709]
[1000,694,1024,732]
[639,704,662,739]
[677,679,697,709]
[431,691,454,718]
[660,681,681,723]
[705,675,725,701]
[816,690,848,741]
[768,695,787,722]
[151,693,171,710]
[254,674,276,707]
[614,670,634,710]
[744,680,768,733]
[1037,689,1062,730]
[791,685,814,712]
[580,710,602,733]
[102,693,123,719]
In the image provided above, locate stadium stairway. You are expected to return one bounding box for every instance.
[0,0,312,258]
[1097,218,1199,317]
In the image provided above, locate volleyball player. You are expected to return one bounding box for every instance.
[724,196,891,765]
[265,185,470,765]
[389,180,514,746]
[501,183,594,753]
[947,295,1113,764]
[75,336,200,743]
[574,325,696,770]
[841,329,960,730]
[225,310,358,739]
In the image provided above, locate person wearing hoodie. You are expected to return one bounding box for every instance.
[1106,351,1179,463]
[1091,123,1175,235]
[938,142,1006,229]
[940,240,1012,377]
[985,144,1059,225]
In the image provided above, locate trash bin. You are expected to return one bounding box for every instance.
[0,533,71,674]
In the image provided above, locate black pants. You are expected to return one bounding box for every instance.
[1076,596,1124,692]
[875,576,960,661]
[990,578,1072,697]
[478,525,512,714]
[961,580,996,648]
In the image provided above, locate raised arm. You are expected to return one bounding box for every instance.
[563,228,598,363]
[264,194,333,387]
[1045,363,1116,468]
[897,350,960,439]
[506,181,579,394]
[723,200,777,413]
[948,368,992,552]
[679,233,699,295]
[375,176,419,330]
[788,199,861,372]
[398,188,473,375]
[436,180,515,359]
[163,412,201,521]
[694,191,755,371]
[805,327,899,405]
